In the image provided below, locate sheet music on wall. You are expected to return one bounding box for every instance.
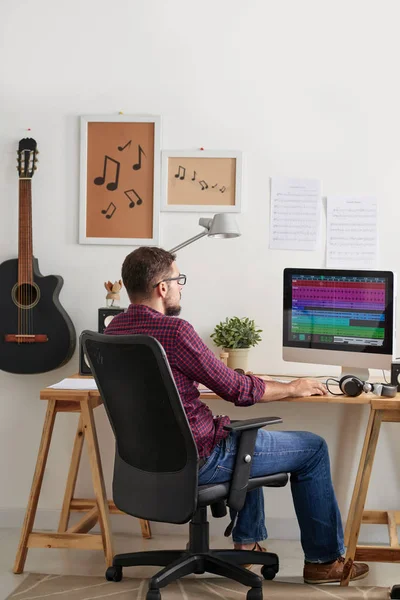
[326,196,378,268]
[269,177,322,251]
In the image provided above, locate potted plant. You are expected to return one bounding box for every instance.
[210,316,262,371]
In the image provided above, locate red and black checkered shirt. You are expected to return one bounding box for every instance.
[105,304,266,458]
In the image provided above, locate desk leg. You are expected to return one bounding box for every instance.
[13,400,57,574]
[344,407,376,547]
[58,415,85,533]
[140,518,152,539]
[80,399,114,567]
[341,409,382,586]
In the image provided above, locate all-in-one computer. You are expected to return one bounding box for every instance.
[283,268,396,380]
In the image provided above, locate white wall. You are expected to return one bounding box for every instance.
[1,0,400,543]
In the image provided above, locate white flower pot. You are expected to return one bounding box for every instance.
[225,348,249,372]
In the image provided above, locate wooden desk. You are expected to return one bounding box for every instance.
[15,375,400,586]
[200,385,400,586]
[13,379,151,575]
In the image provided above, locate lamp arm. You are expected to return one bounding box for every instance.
[168,229,208,253]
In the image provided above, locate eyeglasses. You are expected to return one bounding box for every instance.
[153,274,187,288]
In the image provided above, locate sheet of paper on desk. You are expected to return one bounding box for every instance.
[49,378,98,390]
[269,177,322,251]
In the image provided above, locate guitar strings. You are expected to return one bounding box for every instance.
[27,175,33,337]
[19,179,31,341]
[28,165,34,337]
[18,159,35,342]
[27,177,31,336]
[18,179,21,342]
[23,178,26,339]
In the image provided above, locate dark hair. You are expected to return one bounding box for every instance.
[122,247,176,302]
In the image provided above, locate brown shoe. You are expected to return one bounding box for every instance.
[303,556,369,584]
[242,542,268,570]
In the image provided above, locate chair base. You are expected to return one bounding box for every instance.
[107,506,279,600]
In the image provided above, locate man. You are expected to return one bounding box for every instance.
[105,246,369,584]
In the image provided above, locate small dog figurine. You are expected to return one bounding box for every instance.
[104,280,123,307]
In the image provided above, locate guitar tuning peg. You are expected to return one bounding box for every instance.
[34,166,38,170]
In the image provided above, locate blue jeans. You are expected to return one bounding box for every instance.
[198,429,345,563]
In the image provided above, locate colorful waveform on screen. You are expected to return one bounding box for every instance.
[291,276,386,341]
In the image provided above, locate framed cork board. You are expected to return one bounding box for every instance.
[161,150,243,213]
[79,115,161,245]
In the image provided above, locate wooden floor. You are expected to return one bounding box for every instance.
[2,529,400,600]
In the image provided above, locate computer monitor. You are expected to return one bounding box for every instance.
[283,268,396,380]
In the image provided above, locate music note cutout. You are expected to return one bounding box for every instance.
[118,140,132,152]
[132,145,145,171]
[175,165,186,180]
[199,180,208,190]
[220,186,226,193]
[212,183,218,188]
[192,171,196,181]
[94,156,120,191]
[101,202,117,219]
[124,188,143,208]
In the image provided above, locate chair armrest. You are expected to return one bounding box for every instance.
[223,416,282,432]
[224,416,283,518]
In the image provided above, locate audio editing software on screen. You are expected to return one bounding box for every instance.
[290,274,386,347]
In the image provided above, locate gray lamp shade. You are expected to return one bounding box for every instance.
[208,213,241,238]
[169,213,241,253]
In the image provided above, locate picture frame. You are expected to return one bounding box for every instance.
[79,114,161,245]
[161,150,243,213]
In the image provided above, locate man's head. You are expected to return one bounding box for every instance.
[122,247,185,316]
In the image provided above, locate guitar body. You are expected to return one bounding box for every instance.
[0,258,76,374]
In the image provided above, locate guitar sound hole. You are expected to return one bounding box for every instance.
[12,283,40,309]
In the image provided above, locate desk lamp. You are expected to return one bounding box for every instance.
[168,213,241,253]
[84,215,241,376]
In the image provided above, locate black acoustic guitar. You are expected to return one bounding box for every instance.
[0,138,76,374]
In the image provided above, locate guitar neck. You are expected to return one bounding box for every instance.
[18,179,33,283]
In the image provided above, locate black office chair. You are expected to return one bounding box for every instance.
[81,331,288,600]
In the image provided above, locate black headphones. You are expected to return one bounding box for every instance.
[335,375,397,398]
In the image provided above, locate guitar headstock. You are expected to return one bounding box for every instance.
[17,138,38,179]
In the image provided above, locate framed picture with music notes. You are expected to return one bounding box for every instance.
[79,115,161,245]
[160,150,243,213]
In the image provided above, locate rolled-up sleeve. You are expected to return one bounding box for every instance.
[173,320,266,406]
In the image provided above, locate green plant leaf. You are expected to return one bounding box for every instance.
[210,316,263,349]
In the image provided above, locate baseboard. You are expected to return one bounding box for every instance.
[0,508,391,545]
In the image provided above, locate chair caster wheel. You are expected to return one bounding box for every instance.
[105,566,123,582]
[146,589,161,600]
[391,585,400,599]
[261,564,278,580]
[247,587,263,600]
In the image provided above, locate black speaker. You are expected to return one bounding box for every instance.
[98,307,125,334]
[391,361,400,392]
[79,341,92,375]
[79,307,126,374]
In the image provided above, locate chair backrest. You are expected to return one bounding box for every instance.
[81,331,199,524]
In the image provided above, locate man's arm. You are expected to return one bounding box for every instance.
[174,320,264,405]
[259,378,327,402]
[174,321,327,405]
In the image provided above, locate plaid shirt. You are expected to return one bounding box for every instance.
[105,304,266,458]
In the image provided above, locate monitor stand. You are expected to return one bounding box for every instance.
[341,366,370,382]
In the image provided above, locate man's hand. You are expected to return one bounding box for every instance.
[259,377,327,402]
[287,378,328,398]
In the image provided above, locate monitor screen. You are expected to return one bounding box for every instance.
[283,268,396,371]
